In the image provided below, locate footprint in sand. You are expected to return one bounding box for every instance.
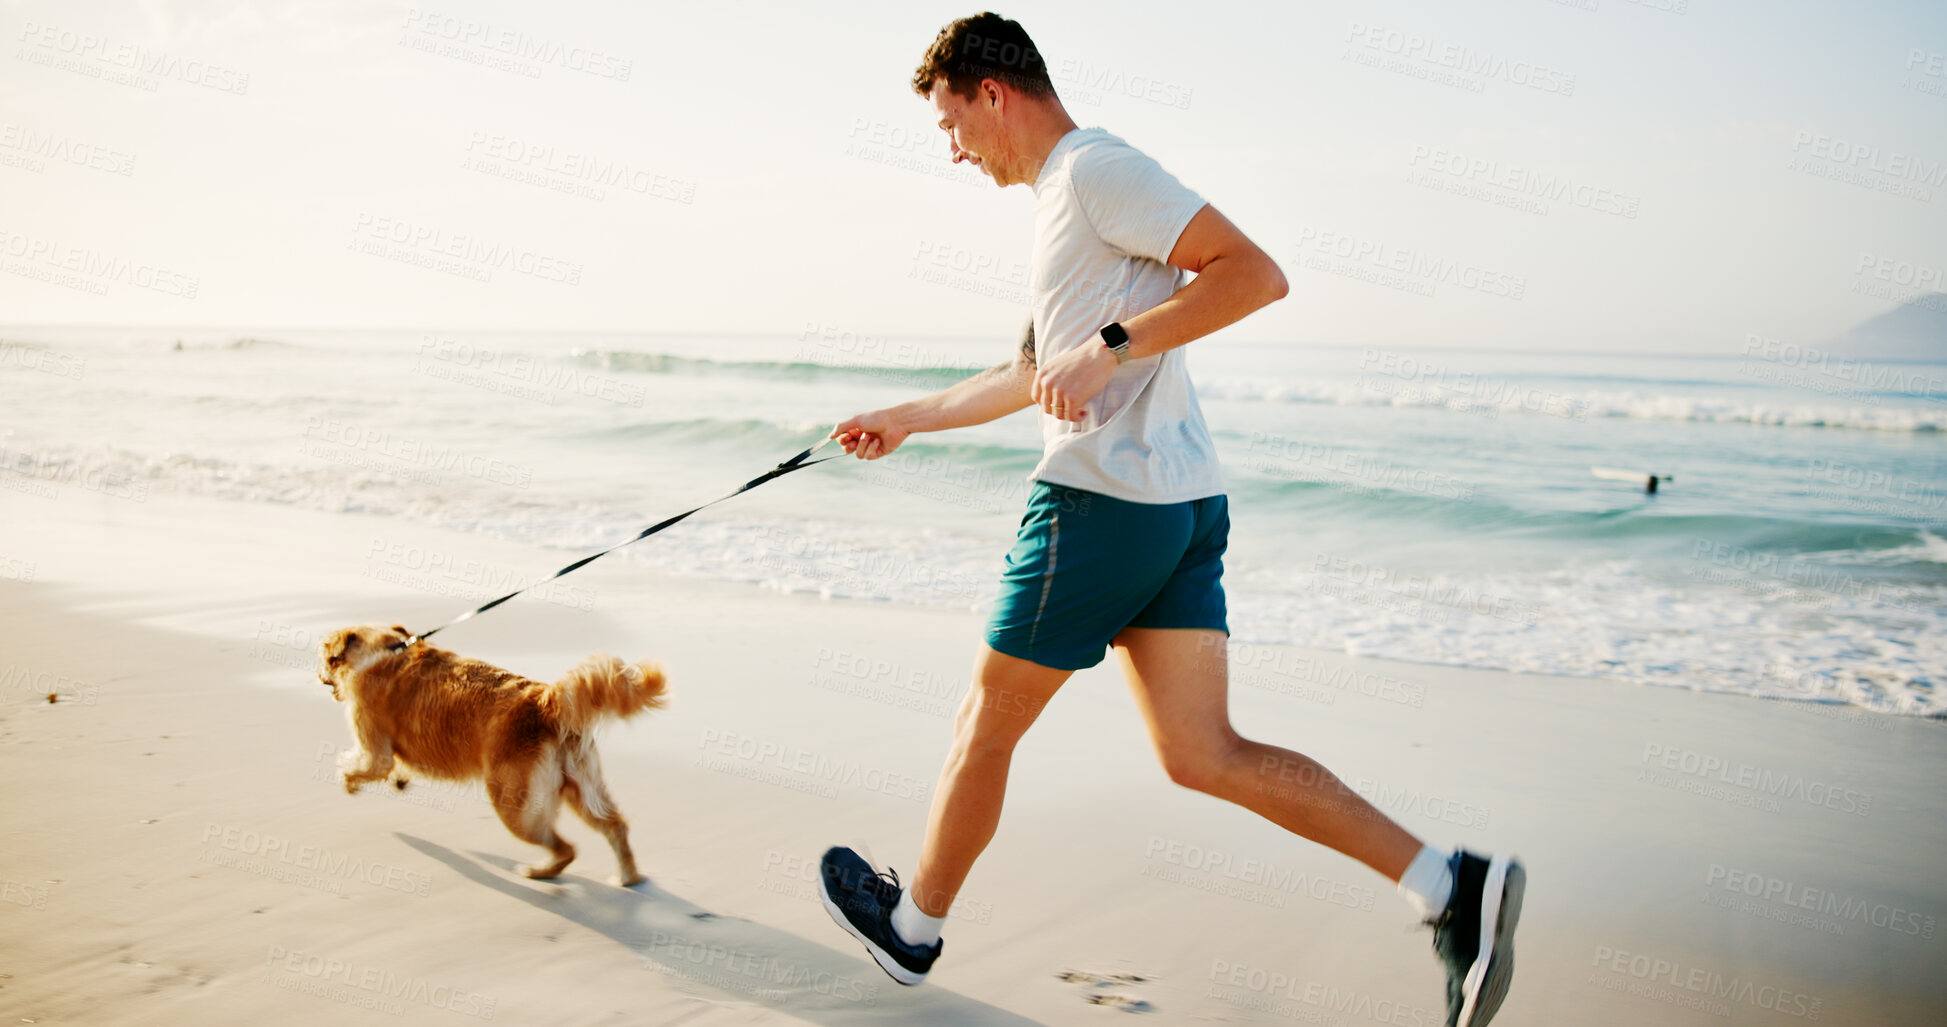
[1085,993,1153,1012]
[1056,968,1156,1013]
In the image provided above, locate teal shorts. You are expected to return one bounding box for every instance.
[984,481,1229,671]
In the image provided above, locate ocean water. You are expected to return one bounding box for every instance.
[3,326,1943,717]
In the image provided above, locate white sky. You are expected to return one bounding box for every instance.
[2,0,1944,353]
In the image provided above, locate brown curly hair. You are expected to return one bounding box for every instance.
[912,12,1056,100]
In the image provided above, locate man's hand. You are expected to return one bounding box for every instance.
[830,409,911,460]
[1031,340,1116,422]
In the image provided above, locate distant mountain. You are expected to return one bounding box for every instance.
[1833,297,1947,361]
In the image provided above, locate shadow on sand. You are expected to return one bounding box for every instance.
[396,834,1043,1026]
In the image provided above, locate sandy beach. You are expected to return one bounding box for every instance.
[6,0,1945,1020]
[0,487,1940,1026]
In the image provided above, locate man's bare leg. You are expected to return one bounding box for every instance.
[1110,627,1421,881]
[908,644,1073,916]
[1113,626,1524,1026]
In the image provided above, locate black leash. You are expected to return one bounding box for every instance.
[396,439,838,647]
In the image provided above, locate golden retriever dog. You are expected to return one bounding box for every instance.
[318,625,666,886]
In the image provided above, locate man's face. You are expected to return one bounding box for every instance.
[929,79,1013,187]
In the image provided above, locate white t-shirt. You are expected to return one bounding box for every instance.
[1028,127,1224,504]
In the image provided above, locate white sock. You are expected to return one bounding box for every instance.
[1397,845,1454,920]
[890,888,946,948]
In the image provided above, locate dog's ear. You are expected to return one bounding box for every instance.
[390,625,410,638]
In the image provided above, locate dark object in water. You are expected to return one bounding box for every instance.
[1591,465,1672,494]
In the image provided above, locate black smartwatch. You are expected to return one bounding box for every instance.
[1099,322,1132,365]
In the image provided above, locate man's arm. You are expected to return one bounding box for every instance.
[1028,205,1286,417]
[831,320,1037,460]
[1122,205,1288,358]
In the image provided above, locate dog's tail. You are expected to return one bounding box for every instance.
[543,654,668,734]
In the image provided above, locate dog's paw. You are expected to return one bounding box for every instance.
[519,864,564,880]
[340,773,363,795]
[613,872,646,888]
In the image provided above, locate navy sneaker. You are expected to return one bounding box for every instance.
[817,846,943,986]
[1429,850,1524,1027]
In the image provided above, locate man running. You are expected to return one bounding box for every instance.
[819,13,1523,1026]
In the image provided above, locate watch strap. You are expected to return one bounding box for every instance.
[1099,322,1132,364]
